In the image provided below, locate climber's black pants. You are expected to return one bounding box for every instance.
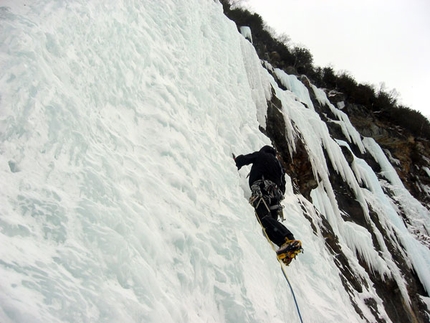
[254,197,295,247]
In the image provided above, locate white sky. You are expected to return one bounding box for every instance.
[243,0,430,117]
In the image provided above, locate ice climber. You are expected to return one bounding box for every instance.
[234,145,302,265]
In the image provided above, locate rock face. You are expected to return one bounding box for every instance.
[318,98,430,323]
[344,103,430,210]
[263,88,317,200]
[263,77,430,323]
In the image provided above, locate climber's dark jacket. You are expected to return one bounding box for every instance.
[235,145,286,194]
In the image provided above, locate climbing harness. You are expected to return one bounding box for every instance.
[251,178,283,201]
[250,179,285,220]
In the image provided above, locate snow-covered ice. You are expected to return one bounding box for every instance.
[1,0,429,322]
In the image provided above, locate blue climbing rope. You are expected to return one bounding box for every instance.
[279,261,304,323]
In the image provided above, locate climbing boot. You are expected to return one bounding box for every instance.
[276,239,303,265]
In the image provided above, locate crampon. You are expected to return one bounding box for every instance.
[276,240,303,266]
